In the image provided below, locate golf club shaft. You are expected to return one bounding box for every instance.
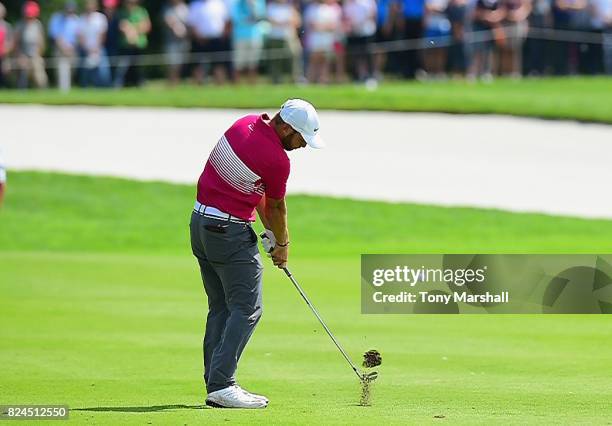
[283,267,363,380]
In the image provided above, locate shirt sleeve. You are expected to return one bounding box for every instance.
[262,158,290,200]
[48,14,59,38]
[255,0,266,19]
[304,5,314,26]
[76,17,84,38]
[187,3,198,27]
[231,3,241,23]
[99,13,108,33]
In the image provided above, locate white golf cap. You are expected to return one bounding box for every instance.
[279,99,325,149]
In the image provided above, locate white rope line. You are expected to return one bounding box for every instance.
[5,26,611,70]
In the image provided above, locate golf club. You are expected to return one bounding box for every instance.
[282,267,378,382]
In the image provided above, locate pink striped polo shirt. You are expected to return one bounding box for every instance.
[196,114,291,221]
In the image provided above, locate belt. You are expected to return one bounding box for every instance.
[193,201,250,224]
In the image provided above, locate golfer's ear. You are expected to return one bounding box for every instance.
[279,122,293,135]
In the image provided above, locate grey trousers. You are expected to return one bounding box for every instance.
[190,211,264,393]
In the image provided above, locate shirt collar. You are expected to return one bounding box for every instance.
[256,113,284,148]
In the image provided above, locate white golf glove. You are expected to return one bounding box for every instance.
[260,229,276,254]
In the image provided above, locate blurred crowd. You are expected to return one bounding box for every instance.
[0,0,610,89]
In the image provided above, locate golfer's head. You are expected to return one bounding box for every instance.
[277,99,325,151]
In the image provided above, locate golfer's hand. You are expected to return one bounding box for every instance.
[271,245,288,268]
[259,229,276,254]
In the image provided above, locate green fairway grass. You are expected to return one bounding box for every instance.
[1,172,611,424]
[1,78,612,124]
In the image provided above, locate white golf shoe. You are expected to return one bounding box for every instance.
[206,385,268,409]
[235,385,269,404]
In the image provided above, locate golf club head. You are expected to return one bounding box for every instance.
[361,371,378,382]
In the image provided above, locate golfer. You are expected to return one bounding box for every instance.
[190,99,324,409]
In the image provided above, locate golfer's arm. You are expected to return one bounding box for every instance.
[256,196,272,230]
[263,196,289,245]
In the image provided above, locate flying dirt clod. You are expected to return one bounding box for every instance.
[362,350,382,368]
[359,350,381,406]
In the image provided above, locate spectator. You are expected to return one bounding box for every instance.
[79,0,111,87]
[49,1,81,91]
[524,0,552,75]
[231,0,266,84]
[304,0,342,83]
[0,2,13,88]
[469,0,505,79]
[499,0,531,77]
[373,0,403,79]
[188,0,231,84]
[344,0,377,81]
[332,0,348,82]
[265,0,303,84]
[401,0,426,78]
[591,0,612,74]
[582,0,607,74]
[114,0,151,87]
[552,0,587,74]
[103,0,121,77]
[14,1,48,89]
[569,0,596,74]
[162,0,190,85]
[446,0,470,77]
[423,0,451,78]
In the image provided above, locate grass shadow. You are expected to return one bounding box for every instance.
[73,404,208,413]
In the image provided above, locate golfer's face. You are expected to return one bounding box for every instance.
[283,128,307,151]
